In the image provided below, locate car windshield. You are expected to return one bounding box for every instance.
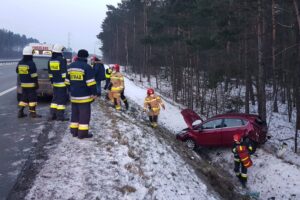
[33,57,50,70]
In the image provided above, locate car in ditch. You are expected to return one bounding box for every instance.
[176,109,268,150]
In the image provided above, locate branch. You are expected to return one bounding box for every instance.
[274,43,300,57]
[276,22,294,29]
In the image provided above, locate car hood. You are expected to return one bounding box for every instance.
[180,109,203,130]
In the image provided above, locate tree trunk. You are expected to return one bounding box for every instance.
[257,0,267,121]
[293,0,300,152]
[245,31,250,114]
[124,27,129,72]
[272,0,278,112]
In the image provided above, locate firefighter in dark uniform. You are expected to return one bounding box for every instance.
[16,46,41,118]
[48,44,68,121]
[90,56,105,96]
[232,134,254,187]
[104,66,112,90]
[65,49,97,139]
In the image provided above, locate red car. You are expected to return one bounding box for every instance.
[176,109,268,150]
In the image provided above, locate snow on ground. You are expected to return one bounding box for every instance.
[26,101,219,200]
[124,78,187,133]
[123,73,300,200]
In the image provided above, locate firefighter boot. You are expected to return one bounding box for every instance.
[57,110,69,121]
[114,98,121,110]
[78,132,93,139]
[123,99,129,110]
[48,108,57,121]
[239,174,247,188]
[18,107,27,118]
[29,107,42,118]
[152,116,158,128]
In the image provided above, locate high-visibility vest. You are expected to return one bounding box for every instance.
[105,68,112,79]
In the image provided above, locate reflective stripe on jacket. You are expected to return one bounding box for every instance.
[65,58,97,103]
[144,94,164,111]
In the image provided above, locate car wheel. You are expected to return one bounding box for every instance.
[185,139,196,150]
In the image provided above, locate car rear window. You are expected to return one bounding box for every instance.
[223,118,244,128]
[33,57,50,70]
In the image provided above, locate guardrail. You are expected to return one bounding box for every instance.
[0,59,20,65]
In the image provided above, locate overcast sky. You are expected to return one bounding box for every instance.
[0,0,121,56]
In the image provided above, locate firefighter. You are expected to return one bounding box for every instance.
[143,88,165,128]
[104,66,112,90]
[65,49,97,139]
[109,64,129,110]
[232,134,254,187]
[48,44,68,121]
[16,46,41,118]
[90,56,105,96]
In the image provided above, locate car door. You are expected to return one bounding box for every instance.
[196,119,223,146]
[221,118,246,146]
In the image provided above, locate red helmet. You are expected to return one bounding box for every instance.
[91,56,96,61]
[233,134,242,143]
[114,64,120,72]
[147,88,154,95]
[91,56,99,62]
[72,56,78,62]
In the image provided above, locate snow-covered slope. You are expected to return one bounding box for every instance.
[123,75,300,200]
[25,100,219,200]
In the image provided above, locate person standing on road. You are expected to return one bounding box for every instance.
[143,88,165,128]
[16,46,42,118]
[232,134,254,188]
[65,49,97,139]
[90,56,105,96]
[48,44,68,121]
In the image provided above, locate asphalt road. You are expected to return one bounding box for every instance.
[0,63,50,199]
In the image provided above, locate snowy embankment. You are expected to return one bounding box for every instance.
[25,99,219,199]
[124,74,300,200]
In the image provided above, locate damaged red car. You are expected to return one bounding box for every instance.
[176,109,268,150]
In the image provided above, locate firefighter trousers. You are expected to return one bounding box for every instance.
[104,79,111,90]
[70,103,91,138]
[50,87,68,120]
[234,159,248,184]
[18,88,38,113]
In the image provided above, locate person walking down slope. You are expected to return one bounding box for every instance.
[90,56,105,96]
[16,46,41,118]
[48,44,68,121]
[65,49,97,139]
[143,88,165,128]
[109,64,128,110]
[232,134,254,188]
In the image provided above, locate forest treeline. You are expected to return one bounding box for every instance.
[0,29,39,58]
[98,0,300,132]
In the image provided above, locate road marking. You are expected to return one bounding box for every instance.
[0,86,17,97]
